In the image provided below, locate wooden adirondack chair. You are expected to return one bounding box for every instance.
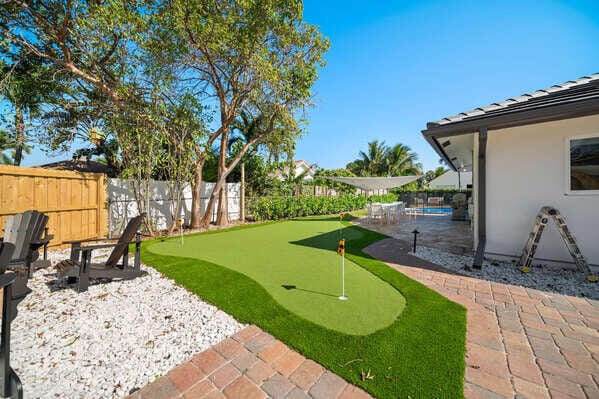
[1,211,53,299]
[56,213,146,292]
[0,242,24,399]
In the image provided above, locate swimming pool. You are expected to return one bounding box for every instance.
[408,207,453,214]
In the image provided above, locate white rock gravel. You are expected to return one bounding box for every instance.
[413,246,599,300]
[11,247,244,399]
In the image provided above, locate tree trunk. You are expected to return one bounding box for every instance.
[13,106,24,166]
[190,161,204,229]
[199,178,223,226]
[214,131,229,226]
[216,185,228,225]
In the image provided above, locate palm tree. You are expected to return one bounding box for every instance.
[385,143,422,176]
[1,51,60,165]
[347,140,389,176]
[347,140,421,177]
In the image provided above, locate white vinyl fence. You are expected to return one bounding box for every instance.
[107,178,240,237]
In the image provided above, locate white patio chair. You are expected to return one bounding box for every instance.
[369,203,387,224]
[390,202,404,224]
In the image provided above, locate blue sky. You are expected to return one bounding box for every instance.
[294,0,599,171]
[19,0,599,171]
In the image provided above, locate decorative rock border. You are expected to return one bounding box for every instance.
[12,247,243,398]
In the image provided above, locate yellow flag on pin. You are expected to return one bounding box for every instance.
[337,239,345,255]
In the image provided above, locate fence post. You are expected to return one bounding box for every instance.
[97,173,107,238]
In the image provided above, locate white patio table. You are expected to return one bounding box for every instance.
[372,202,404,224]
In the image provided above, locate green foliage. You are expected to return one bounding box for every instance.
[0,50,65,164]
[250,193,398,220]
[0,130,14,164]
[346,140,422,177]
[422,166,448,186]
[313,168,356,194]
[148,0,330,224]
[366,193,398,203]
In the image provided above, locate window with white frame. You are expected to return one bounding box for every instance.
[568,135,599,192]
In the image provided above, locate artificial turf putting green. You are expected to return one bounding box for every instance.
[149,218,405,335]
[142,216,467,399]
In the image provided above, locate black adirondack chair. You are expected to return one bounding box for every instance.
[1,211,53,299]
[0,242,24,399]
[56,213,146,292]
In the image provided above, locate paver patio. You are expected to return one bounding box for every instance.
[365,238,599,399]
[354,213,473,255]
[128,325,372,399]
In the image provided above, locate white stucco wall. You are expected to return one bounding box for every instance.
[428,171,472,189]
[485,114,599,266]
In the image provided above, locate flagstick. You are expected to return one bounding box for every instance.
[179,217,184,246]
[338,213,348,301]
[339,251,347,300]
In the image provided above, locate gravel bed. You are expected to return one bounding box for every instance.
[11,247,244,399]
[413,246,599,300]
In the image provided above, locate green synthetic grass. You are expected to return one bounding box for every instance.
[142,216,466,398]
[149,218,404,335]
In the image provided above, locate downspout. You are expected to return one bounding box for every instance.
[473,127,487,268]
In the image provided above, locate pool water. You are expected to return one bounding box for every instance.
[413,207,453,214]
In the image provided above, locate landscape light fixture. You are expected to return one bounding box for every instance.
[411,229,420,253]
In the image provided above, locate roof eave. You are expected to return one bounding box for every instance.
[422,96,599,171]
[422,96,599,138]
[424,135,459,172]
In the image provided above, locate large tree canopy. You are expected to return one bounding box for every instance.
[150,0,329,225]
[1,0,328,228]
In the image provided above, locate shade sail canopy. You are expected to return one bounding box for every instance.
[323,176,421,191]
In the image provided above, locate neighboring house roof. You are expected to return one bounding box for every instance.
[271,160,315,180]
[293,159,311,168]
[422,73,599,170]
[40,159,115,175]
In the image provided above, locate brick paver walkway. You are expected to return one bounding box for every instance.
[365,237,599,399]
[128,325,372,399]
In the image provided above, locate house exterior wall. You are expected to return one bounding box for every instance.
[427,171,472,189]
[485,114,599,267]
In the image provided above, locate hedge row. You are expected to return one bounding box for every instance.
[250,194,398,221]
[367,193,397,203]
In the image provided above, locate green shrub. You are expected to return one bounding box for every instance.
[250,194,398,220]
[367,193,397,203]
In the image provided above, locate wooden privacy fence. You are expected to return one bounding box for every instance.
[0,165,107,248]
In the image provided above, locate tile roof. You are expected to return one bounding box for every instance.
[427,73,599,128]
